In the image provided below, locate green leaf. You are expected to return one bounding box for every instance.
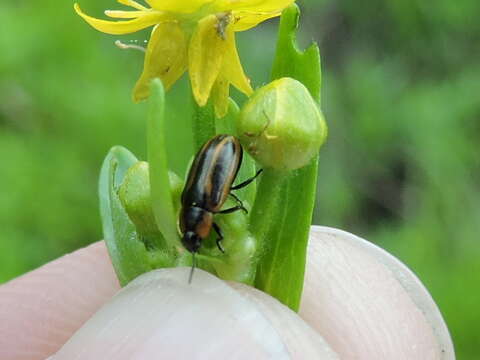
[252,3,322,311]
[271,4,321,103]
[99,146,151,286]
[148,79,180,250]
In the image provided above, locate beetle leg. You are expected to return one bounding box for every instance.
[212,222,225,253]
[231,169,263,190]
[216,205,245,214]
[228,192,248,214]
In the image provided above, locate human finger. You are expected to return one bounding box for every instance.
[50,268,338,359]
[300,226,454,359]
[0,242,120,360]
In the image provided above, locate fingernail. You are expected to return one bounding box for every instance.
[51,268,337,359]
[301,226,455,360]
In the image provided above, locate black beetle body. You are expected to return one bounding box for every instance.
[180,134,262,254]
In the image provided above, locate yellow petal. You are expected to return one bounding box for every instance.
[212,74,230,118]
[116,0,148,11]
[146,0,212,13]
[218,0,294,13]
[74,3,164,35]
[133,22,188,102]
[232,11,281,31]
[104,10,153,19]
[189,14,230,107]
[221,30,253,96]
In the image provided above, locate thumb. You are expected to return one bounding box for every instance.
[50,268,338,359]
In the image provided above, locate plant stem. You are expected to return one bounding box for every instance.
[148,79,180,250]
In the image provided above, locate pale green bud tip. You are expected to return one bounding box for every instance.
[118,161,158,236]
[118,162,184,237]
[237,77,327,171]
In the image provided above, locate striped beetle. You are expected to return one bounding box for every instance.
[180,134,262,278]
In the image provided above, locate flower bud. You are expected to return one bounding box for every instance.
[119,161,183,237]
[118,162,158,237]
[237,77,327,171]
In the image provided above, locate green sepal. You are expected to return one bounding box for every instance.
[99,146,152,286]
[148,79,181,250]
[252,4,323,311]
[118,161,184,253]
[119,161,165,242]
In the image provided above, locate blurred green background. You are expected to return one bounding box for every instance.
[1,0,478,357]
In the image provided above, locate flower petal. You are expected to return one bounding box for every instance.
[116,0,148,11]
[133,22,188,102]
[221,30,253,96]
[104,10,153,19]
[189,14,230,107]
[74,3,165,35]
[146,0,212,13]
[218,0,294,13]
[232,11,281,31]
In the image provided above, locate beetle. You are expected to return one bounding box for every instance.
[180,134,262,257]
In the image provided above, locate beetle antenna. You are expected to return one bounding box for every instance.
[188,252,196,284]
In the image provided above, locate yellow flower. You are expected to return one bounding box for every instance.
[74,0,294,117]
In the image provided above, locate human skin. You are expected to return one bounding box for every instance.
[0,226,455,359]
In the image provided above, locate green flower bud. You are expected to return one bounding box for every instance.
[237,77,327,171]
[212,200,257,284]
[119,161,183,238]
[118,162,158,237]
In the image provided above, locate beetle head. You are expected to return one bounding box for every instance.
[182,231,202,253]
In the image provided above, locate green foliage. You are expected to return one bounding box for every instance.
[250,4,323,311]
[99,146,150,286]
[147,80,179,249]
[0,0,478,357]
[95,7,323,300]
[271,5,321,103]
[103,79,262,286]
[0,0,193,281]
